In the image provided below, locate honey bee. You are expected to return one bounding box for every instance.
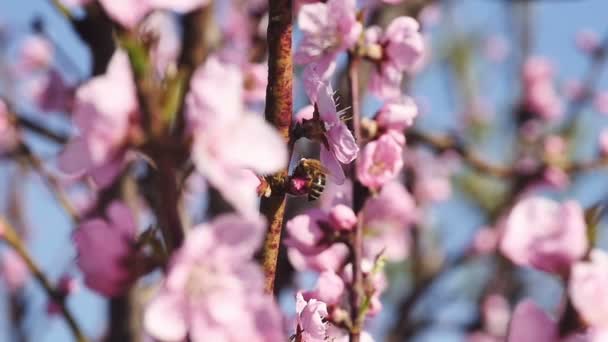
[292,158,328,201]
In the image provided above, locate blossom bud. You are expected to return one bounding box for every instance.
[329,204,357,231]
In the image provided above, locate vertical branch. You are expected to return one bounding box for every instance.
[260,0,293,294]
[348,53,365,342]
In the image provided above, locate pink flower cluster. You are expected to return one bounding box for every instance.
[522,57,563,120]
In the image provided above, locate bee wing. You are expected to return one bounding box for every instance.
[320,148,346,185]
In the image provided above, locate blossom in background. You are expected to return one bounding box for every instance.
[139,11,182,77]
[374,96,418,133]
[575,28,600,55]
[522,57,563,120]
[0,99,17,152]
[0,249,29,293]
[58,49,139,188]
[295,0,362,78]
[98,0,210,29]
[357,133,404,189]
[500,196,587,275]
[302,270,345,306]
[569,249,608,330]
[18,35,54,72]
[74,201,137,297]
[506,299,557,342]
[361,181,417,261]
[298,69,359,183]
[144,214,283,342]
[28,69,74,113]
[186,56,287,216]
[365,16,425,99]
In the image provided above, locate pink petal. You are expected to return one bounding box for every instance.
[326,123,359,164]
[320,147,346,184]
[144,293,188,342]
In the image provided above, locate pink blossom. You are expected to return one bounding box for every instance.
[593,91,608,115]
[469,227,499,256]
[569,249,608,329]
[367,17,425,99]
[18,35,53,71]
[599,129,608,155]
[543,135,566,159]
[295,292,329,342]
[500,196,588,274]
[74,201,136,297]
[329,204,357,231]
[299,71,359,183]
[575,29,600,55]
[186,56,287,216]
[29,69,74,113]
[357,133,404,189]
[139,11,182,76]
[295,0,362,78]
[0,99,17,152]
[288,243,349,273]
[484,35,510,63]
[407,149,453,203]
[304,270,345,305]
[284,209,331,255]
[144,214,283,342]
[361,181,417,261]
[243,63,268,103]
[506,299,557,342]
[0,249,29,292]
[99,0,210,29]
[58,50,139,188]
[522,57,563,120]
[375,96,418,132]
[482,295,510,337]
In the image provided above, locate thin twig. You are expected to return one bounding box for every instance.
[19,144,80,222]
[0,219,87,342]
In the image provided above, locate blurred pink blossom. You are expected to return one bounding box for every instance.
[139,11,182,76]
[284,209,331,256]
[483,35,509,63]
[288,243,349,273]
[0,249,29,292]
[469,226,499,256]
[18,35,53,72]
[303,270,345,306]
[29,69,74,113]
[375,96,418,132]
[575,29,601,55]
[295,0,362,78]
[186,56,287,216]
[144,214,283,342]
[522,57,563,120]
[599,129,608,155]
[506,299,557,342]
[482,294,510,337]
[367,17,425,99]
[329,204,357,231]
[0,99,17,152]
[361,181,417,261]
[569,249,608,330]
[593,91,608,115]
[357,133,404,189]
[98,0,210,29]
[500,196,587,275]
[74,201,136,297]
[243,63,268,103]
[58,50,139,188]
